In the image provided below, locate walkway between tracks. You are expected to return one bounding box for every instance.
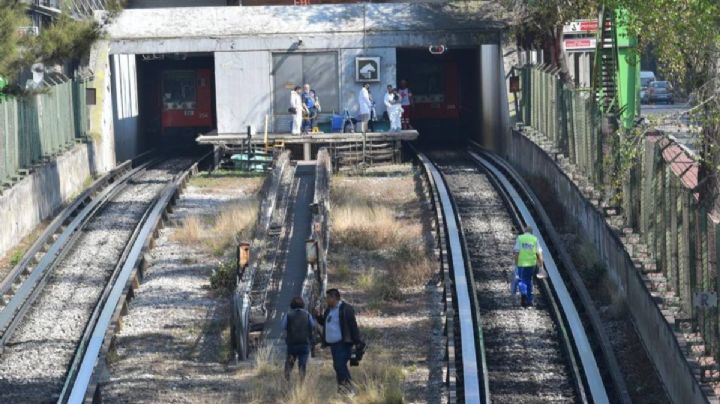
[267,162,316,343]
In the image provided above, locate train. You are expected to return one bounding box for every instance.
[137,55,216,147]
[160,68,214,131]
[397,48,478,143]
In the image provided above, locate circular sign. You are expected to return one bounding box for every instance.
[428,45,446,55]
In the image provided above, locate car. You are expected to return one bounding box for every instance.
[647,81,674,104]
[639,71,656,104]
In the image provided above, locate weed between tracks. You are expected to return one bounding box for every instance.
[331,178,432,305]
[172,173,263,294]
[246,345,404,404]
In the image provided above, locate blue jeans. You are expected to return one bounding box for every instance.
[517,266,535,304]
[302,107,316,132]
[330,342,353,385]
[285,344,310,380]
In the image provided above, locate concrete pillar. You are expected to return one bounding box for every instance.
[480,44,501,152]
[303,142,311,161]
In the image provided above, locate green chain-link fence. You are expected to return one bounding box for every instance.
[521,65,603,185]
[520,63,720,367]
[0,79,90,187]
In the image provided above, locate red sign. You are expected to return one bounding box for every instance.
[564,38,597,50]
[563,19,599,34]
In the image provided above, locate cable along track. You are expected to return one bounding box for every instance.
[425,150,609,404]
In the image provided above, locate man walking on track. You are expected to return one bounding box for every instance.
[513,226,544,308]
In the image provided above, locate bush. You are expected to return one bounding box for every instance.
[29,14,100,65]
[210,260,237,293]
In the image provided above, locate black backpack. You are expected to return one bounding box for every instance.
[286,309,312,346]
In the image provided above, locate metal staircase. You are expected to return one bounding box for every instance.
[594,8,620,115]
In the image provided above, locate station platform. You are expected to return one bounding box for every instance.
[196,130,419,145]
[196,130,419,162]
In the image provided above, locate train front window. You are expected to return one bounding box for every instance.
[162,71,197,111]
[410,64,445,104]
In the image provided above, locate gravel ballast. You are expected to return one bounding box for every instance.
[430,151,577,403]
[100,174,262,403]
[0,159,190,403]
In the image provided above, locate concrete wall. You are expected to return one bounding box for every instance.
[507,130,707,404]
[111,54,140,163]
[0,144,96,257]
[339,48,396,120]
[214,48,396,134]
[215,51,272,134]
[88,40,117,173]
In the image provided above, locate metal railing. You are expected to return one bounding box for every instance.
[0,79,90,188]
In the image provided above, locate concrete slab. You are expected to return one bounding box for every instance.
[105,2,510,53]
[266,163,316,340]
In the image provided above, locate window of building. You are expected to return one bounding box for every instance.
[272,52,339,115]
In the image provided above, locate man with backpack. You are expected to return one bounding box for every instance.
[281,296,317,380]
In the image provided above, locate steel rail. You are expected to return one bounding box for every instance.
[469,150,610,404]
[0,158,157,350]
[472,146,631,403]
[65,152,214,404]
[415,151,486,403]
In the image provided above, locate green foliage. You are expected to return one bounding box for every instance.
[9,249,24,267]
[210,260,237,294]
[28,13,100,66]
[0,1,31,78]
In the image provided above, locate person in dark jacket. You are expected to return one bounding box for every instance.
[281,296,317,380]
[316,288,362,391]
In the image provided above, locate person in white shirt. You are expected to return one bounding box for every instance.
[290,86,303,135]
[383,84,403,132]
[398,79,413,130]
[357,83,372,133]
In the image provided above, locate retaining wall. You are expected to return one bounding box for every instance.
[506,129,707,404]
[0,143,97,258]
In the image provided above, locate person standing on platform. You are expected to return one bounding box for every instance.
[290,86,303,135]
[302,84,316,134]
[310,89,321,131]
[384,85,403,132]
[512,226,544,308]
[398,79,413,130]
[281,296,317,381]
[357,83,372,133]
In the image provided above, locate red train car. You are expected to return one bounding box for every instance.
[160,68,214,131]
[411,61,460,120]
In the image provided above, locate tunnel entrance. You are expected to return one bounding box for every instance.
[136,53,216,153]
[397,48,479,146]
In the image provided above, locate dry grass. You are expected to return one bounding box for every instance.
[172,199,259,257]
[331,176,432,294]
[246,345,405,404]
[189,170,264,192]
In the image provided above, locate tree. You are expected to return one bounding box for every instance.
[610,0,720,209]
[0,0,31,79]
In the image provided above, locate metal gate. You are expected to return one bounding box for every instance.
[272,52,339,132]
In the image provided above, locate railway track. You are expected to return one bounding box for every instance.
[416,148,615,403]
[0,153,212,403]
